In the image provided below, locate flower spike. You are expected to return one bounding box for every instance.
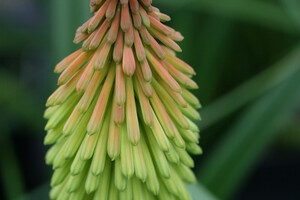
[45,1,202,199]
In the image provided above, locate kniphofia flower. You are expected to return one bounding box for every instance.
[44,0,202,199]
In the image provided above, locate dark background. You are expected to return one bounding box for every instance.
[0,0,300,199]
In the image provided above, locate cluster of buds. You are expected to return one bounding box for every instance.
[44,0,202,199]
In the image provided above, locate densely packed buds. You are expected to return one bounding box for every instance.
[44,0,202,199]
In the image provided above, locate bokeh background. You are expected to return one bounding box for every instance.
[1,0,300,199]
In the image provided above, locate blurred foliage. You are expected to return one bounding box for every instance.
[1,0,300,199]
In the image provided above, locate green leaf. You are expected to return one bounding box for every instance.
[200,44,300,129]
[51,0,74,59]
[186,183,219,200]
[0,140,25,200]
[281,0,300,30]
[157,0,299,34]
[198,54,300,199]
[195,21,234,103]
